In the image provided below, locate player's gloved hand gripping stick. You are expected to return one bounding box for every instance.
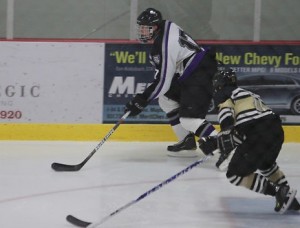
[51,111,130,172]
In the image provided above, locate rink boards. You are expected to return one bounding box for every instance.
[1,124,300,142]
[0,40,300,142]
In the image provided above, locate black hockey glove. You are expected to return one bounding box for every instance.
[125,94,148,117]
[217,129,236,155]
[198,136,218,155]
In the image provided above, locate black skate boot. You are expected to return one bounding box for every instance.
[167,133,197,157]
[274,185,297,214]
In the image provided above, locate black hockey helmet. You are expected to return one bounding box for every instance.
[137,8,162,43]
[212,69,237,93]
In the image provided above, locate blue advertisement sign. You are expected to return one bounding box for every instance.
[214,44,300,124]
[103,43,300,124]
[103,44,165,123]
[215,44,299,74]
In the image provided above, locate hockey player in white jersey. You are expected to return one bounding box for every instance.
[159,75,198,157]
[202,69,299,213]
[125,8,219,157]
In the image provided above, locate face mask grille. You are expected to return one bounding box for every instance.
[137,24,154,43]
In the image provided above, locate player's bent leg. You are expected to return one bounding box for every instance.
[259,163,300,211]
[226,171,297,214]
[158,96,198,157]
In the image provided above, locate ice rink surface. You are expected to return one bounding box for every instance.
[0,141,299,228]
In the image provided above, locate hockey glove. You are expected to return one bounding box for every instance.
[217,129,236,155]
[198,136,218,155]
[125,94,148,117]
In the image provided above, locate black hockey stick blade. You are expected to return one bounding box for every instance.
[51,162,84,172]
[51,150,92,172]
[51,112,130,172]
[66,215,91,227]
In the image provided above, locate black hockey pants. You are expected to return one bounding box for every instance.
[227,114,284,177]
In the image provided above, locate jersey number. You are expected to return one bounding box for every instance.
[178,30,199,51]
[253,95,269,112]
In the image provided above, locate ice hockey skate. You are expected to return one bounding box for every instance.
[274,185,297,214]
[167,133,198,157]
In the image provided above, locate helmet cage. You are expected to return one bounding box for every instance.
[136,8,162,43]
[137,24,156,43]
[213,69,237,93]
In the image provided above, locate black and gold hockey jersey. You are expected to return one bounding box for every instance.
[218,87,274,130]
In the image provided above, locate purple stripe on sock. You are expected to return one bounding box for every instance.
[201,124,215,138]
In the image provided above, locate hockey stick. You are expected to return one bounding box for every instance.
[66,154,212,227]
[51,111,130,172]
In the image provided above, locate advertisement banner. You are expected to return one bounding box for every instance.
[214,44,300,124]
[103,43,300,124]
[103,44,165,123]
[1,41,298,125]
[0,41,105,123]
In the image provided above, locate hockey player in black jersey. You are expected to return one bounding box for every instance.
[202,69,299,213]
[125,8,219,157]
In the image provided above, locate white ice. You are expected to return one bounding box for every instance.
[0,141,299,228]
